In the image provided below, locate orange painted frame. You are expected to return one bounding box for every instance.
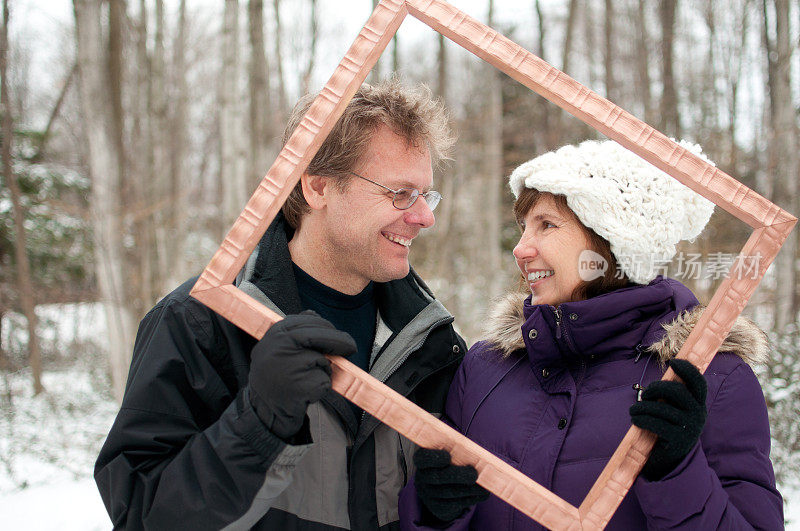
[190,0,796,529]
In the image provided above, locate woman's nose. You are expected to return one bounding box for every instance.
[513,235,537,261]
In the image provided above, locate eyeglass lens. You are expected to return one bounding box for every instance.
[393,189,441,211]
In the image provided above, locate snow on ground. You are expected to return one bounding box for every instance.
[0,368,117,529]
[788,487,800,530]
[1,307,799,529]
[2,368,799,529]
[0,477,109,530]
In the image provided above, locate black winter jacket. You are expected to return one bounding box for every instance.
[95,214,466,530]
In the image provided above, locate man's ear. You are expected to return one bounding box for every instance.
[300,173,328,210]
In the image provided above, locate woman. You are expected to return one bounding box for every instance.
[398,140,783,529]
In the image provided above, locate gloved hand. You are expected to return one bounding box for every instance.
[630,358,708,481]
[248,310,356,440]
[413,448,489,525]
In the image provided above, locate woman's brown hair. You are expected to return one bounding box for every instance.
[513,188,630,302]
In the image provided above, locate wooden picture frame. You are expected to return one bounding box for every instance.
[190,1,796,528]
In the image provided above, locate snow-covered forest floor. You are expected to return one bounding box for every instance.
[0,367,116,529]
[1,305,799,529]
[2,365,800,530]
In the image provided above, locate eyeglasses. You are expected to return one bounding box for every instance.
[348,172,442,211]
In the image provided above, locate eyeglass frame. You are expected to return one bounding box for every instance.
[347,171,442,211]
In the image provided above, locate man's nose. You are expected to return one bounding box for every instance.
[404,196,435,228]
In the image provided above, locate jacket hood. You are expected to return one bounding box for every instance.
[483,289,769,365]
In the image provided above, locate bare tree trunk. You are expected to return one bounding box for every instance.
[700,1,720,148]
[370,0,381,81]
[108,0,126,182]
[721,0,749,172]
[133,0,156,315]
[583,0,598,89]
[482,0,503,300]
[634,0,653,123]
[534,0,546,60]
[437,34,447,99]
[428,29,456,292]
[552,0,578,146]
[562,0,579,74]
[301,0,318,94]
[532,0,551,151]
[658,0,680,138]
[759,0,776,200]
[220,0,247,229]
[73,0,137,402]
[272,0,287,113]
[604,0,616,102]
[761,0,778,132]
[771,0,798,331]
[0,309,8,371]
[392,33,399,72]
[431,34,450,231]
[248,0,271,184]
[168,0,189,287]
[33,63,76,162]
[152,0,171,294]
[1,0,43,394]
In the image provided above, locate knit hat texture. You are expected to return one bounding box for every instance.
[508,140,715,284]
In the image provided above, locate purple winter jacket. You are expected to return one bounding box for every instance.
[399,277,783,530]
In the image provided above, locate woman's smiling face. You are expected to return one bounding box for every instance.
[512,193,593,306]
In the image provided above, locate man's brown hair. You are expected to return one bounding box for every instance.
[513,188,630,302]
[280,79,454,229]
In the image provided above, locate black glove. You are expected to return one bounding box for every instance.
[413,448,489,525]
[248,310,356,440]
[630,358,708,481]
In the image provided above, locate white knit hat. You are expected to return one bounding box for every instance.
[508,139,715,284]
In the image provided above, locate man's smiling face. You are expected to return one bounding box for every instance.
[320,124,435,289]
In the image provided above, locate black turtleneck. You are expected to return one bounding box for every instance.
[292,262,377,377]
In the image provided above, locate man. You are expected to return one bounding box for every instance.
[94,80,467,530]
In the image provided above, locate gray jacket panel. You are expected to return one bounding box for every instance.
[228,256,453,529]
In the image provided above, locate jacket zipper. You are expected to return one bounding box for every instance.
[553,306,579,355]
[360,315,454,424]
[393,355,461,484]
[347,324,459,527]
[347,354,461,530]
[554,307,563,339]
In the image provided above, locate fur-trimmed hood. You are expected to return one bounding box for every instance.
[483,291,770,365]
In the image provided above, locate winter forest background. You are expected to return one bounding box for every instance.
[1,0,800,527]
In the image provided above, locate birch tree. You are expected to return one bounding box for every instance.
[532,0,553,150]
[370,0,381,81]
[301,0,318,94]
[604,0,616,102]
[659,0,680,138]
[108,0,125,183]
[634,0,653,124]
[769,0,798,331]
[424,32,455,289]
[220,0,248,228]
[551,0,579,146]
[248,0,271,184]
[272,0,287,115]
[481,0,503,299]
[168,0,189,286]
[130,0,152,312]
[73,0,136,401]
[152,0,172,289]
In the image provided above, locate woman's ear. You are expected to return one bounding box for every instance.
[301,173,328,210]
